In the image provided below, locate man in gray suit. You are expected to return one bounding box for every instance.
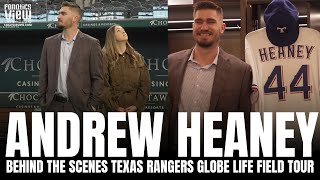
[164,1,252,156]
[38,1,103,117]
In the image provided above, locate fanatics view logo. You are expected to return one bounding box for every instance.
[4,4,31,22]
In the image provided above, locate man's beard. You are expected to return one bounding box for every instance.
[197,40,214,48]
[56,25,64,29]
[56,22,64,29]
[195,32,220,48]
[56,21,72,30]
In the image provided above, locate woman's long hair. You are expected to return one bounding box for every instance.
[102,24,140,70]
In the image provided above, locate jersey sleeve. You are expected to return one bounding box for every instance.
[245,33,260,112]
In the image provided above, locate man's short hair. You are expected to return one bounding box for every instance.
[193,1,223,19]
[61,1,83,18]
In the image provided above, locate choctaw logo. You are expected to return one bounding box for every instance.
[8,93,38,101]
[150,19,167,26]
[47,23,56,29]
[1,57,40,72]
[4,4,31,22]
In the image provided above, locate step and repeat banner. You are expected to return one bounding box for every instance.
[0,1,170,175]
[0,0,168,112]
[0,27,168,111]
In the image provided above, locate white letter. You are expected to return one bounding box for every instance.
[296,112,317,157]
[32,112,54,157]
[224,112,248,157]
[57,112,80,157]
[178,112,200,157]
[128,112,163,157]
[83,112,105,157]
[276,112,294,157]
[203,112,222,157]
[6,160,14,173]
[6,112,29,157]
[108,112,126,157]
[250,112,273,157]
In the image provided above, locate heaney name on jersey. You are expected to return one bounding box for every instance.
[258,45,315,62]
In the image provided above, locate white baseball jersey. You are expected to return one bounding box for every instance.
[245,27,320,113]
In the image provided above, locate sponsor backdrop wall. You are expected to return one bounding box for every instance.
[0,0,168,112]
[0,26,168,112]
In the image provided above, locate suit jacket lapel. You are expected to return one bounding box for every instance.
[68,31,82,69]
[174,49,192,104]
[209,49,231,111]
[54,34,62,79]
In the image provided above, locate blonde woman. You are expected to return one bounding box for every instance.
[101,24,150,114]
